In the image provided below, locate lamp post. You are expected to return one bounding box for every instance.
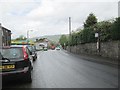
[27,30,33,44]
[69,17,72,52]
[95,28,101,53]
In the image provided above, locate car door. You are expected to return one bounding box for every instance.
[26,47,33,69]
[1,47,24,72]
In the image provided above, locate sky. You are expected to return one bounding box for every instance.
[0,0,119,39]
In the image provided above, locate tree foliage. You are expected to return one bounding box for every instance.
[59,35,68,46]
[95,21,113,42]
[84,13,97,28]
[15,35,27,40]
[59,13,119,47]
[110,17,120,40]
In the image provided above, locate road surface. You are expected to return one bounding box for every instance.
[3,50,118,88]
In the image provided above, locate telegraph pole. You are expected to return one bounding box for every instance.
[27,30,33,44]
[69,17,71,52]
[27,30,29,44]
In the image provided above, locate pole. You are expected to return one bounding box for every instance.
[98,31,100,53]
[27,30,29,44]
[27,30,33,44]
[69,17,71,52]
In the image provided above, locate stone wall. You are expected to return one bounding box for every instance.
[66,41,120,60]
[100,41,119,60]
[118,41,120,60]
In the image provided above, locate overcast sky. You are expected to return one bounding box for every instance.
[0,0,119,39]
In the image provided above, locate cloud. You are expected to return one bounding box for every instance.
[0,0,118,39]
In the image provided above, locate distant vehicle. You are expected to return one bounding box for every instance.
[27,45,37,61]
[55,47,61,50]
[43,47,48,51]
[51,46,55,50]
[1,45,33,83]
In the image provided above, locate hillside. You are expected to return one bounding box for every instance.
[30,34,64,43]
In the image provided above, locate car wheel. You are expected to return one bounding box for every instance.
[33,56,37,61]
[33,57,36,61]
[33,58,35,61]
[25,70,33,83]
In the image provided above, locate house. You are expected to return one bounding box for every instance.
[0,23,11,46]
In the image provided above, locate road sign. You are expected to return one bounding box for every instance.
[95,33,98,38]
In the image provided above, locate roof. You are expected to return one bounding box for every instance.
[2,27,11,32]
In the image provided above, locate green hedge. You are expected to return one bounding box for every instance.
[59,17,120,46]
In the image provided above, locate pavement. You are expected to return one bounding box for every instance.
[3,50,118,88]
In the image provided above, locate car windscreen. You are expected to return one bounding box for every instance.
[1,48,23,59]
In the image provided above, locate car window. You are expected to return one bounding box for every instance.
[28,46,33,52]
[1,48,23,59]
[26,48,30,56]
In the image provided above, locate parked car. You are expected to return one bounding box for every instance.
[27,45,37,61]
[1,45,33,83]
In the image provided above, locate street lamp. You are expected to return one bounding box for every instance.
[27,30,33,44]
[69,17,72,52]
[94,28,100,53]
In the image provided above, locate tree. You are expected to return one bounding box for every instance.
[66,14,119,46]
[16,35,27,40]
[36,39,39,42]
[84,13,97,28]
[59,35,68,47]
[110,17,120,40]
[94,21,113,42]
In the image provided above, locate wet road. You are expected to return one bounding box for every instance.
[3,50,118,88]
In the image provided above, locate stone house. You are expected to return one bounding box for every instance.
[0,23,11,46]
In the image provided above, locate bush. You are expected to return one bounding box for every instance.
[59,15,119,46]
[110,17,120,40]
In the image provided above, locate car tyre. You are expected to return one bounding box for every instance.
[33,56,37,61]
[35,56,37,60]
[25,70,33,83]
